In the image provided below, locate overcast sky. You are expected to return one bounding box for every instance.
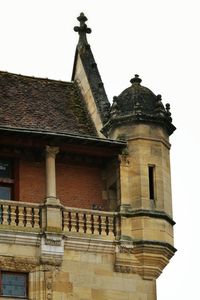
[0,1,199,299]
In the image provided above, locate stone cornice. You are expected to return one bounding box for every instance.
[115,239,176,279]
[120,208,175,226]
[64,234,116,254]
[127,135,171,149]
[102,111,176,137]
[119,239,177,254]
[0,230,41,246]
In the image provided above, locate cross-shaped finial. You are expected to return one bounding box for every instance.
[74,13,92,46]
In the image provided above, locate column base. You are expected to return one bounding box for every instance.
[45,197,61,206]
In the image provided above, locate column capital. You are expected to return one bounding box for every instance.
[46,146,59,158]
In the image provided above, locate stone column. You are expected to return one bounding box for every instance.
[40,146,63,262]
[45,145,59,205]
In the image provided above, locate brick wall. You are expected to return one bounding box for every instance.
[19,159,105,209]
[19,160,46,203]
[56,163,105,209]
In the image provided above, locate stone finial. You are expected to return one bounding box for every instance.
[130,74,142,85]
[74,12,92,46]
[165,103,172,122]
[166,103,171,113]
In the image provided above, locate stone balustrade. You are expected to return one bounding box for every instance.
[0,200,41,230]
[62,207,119,238]
[0,200,119,239]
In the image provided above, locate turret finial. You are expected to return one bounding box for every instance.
[74,12,92,46]
[130,74,142,85]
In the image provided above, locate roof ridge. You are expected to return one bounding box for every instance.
[0,70,73,85]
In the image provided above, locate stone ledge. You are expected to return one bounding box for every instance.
[0,230,41,246]
[120,206,175,226]
[64,235,116,254]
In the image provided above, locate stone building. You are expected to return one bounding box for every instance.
[0,13,176,300]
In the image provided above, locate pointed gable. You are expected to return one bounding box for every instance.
[72,13,110,137]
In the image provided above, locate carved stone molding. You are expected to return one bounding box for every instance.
[115,241,176,279]
[45,233,63,246]
[118,245,135,254]
[0,255,38,272]
[40,256,63,268]
[115,264,135,274]
[42,259,61,300]
[45,270,54,300]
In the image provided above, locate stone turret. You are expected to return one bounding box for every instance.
[103,75,176,280]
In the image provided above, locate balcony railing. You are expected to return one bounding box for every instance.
[0,200,119,239]
[62,207,119,238]
[0,200,41,230]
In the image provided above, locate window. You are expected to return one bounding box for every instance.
[148,165,155,200]
[0,272,28,298]
[0,158,14,200]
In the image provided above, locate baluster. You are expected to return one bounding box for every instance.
[100,215,107,236]
[18,206,25,227]
[78,212,85,234]
[63,210,70,232]
[93,214,100,235]
[107,216,114,237]
[10,204,17,226]
[70,212,78,232]
[86,213,92,234]
[26,207,33,227]
[24,207,32,227]
[2,204,9,225]
[33,207,40,229]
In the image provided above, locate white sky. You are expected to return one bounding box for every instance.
[0,1,199,299]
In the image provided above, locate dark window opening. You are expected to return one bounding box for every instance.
[148,165,155,200]
[0,272,28,298]
[0,184,13,200]
[0,159,13,178]
[0,158,15,200]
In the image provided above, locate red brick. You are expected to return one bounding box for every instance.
[19,159,106,209]
[19,160,45,203]
[56,163,105,209]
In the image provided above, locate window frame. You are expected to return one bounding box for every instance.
[0,271,28,299]
[0,157,19,201]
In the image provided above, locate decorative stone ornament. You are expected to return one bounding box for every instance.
[74,12,92,47]
[102,75,176,136]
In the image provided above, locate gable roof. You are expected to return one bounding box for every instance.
[0,71,97,137]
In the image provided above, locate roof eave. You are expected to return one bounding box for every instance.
[0,125,126,149]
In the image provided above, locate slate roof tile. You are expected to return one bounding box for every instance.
[0,71,97,137]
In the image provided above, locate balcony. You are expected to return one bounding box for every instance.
[0,199,119,240]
